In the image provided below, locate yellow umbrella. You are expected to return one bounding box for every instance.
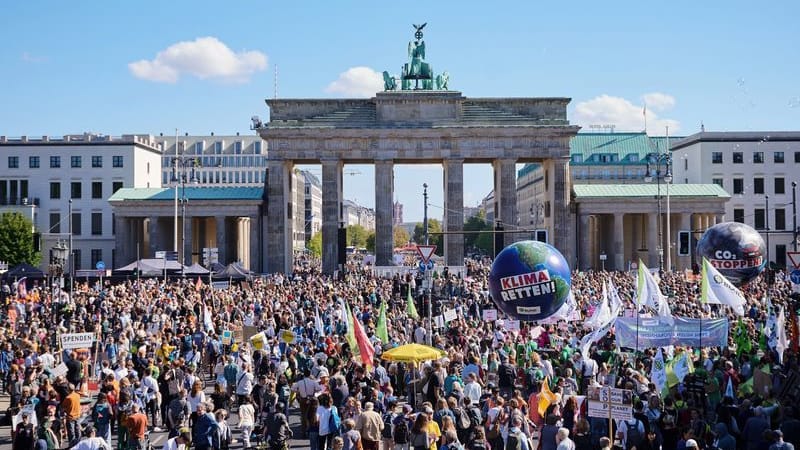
[381,343,446,363]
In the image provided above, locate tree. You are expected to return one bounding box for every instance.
[0,212,40,266]
[464,211,495,256]
[307,232,322,257]
[412,219,443,254]
[346,224,369,248]
[365,232,376,253]
[393,226,410,248]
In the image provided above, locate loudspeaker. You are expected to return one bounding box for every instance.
[337,228,347,266]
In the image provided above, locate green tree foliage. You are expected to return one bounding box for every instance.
[307,232,322,257]
[346,224,369,248]
[393,226,410,248]
[463,211,495,256]
[412,219,443,254]
[0,212,40,266]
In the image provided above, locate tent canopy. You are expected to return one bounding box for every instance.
[213,262,252,280]
[114,259,185,276]
[184,263,210,275]
[4,263,45,280]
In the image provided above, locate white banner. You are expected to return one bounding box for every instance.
[482,309,498,321]
[60,332,95,350]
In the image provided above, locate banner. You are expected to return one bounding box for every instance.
[60,332,95,350]
[615,316,728,349]
[482,309,498,321]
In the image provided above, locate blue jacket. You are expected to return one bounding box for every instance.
[193,412,219,446]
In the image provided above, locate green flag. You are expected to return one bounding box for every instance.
[406,287,419,319]
[735,318,752,356]
[376,301,389,344]
[344,300,359,356]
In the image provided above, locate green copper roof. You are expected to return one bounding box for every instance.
[570,133,685,165]
[573,184,730,198]
[109,187,263,202]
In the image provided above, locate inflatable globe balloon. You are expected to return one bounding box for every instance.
[488,240,571,322]
[696,221,766,286]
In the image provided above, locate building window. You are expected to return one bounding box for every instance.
[254,141,262,154]
[754,208,766,230]
[712,178,723,188]
[73,249,81,270]
[234,141,242,154]
[29,156,39,168]
[71,156,81,168]
[92,181,103,199]
[214,142,222,154]
[50,156,61,168]
[91,212,102,235]
[112,156,123,168]
[733,178,744,195]
[71,182,81,199]
[50,182,61,199]
[7,156,18,169]
[795,151,800,163]
[91,249,102,268]
[112,181,123,193]
[775,208,786,230]
[775,177,785,194]
[754,177,764,194]
[711,152,723,164]
[733,209,745,223]
[71,212,82,235]
[753,151,764,163]
[91,155,102,168]
[775,151,785,163]
[49,213,60,234]
[733,152,743,164]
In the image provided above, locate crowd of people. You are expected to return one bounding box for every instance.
[2,253,800,450]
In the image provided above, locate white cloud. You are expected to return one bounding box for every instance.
[641,92,676,111]
[21,52,47,63]
[573,94,680,133]
[128,36,267,83]
[325,66,383,97]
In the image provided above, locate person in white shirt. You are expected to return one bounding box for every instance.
[235,363,255,406]
[292,369,323,436]
[141,368,161,431]
[238,395,256,449]
[71,426,112,450]
[463,372,482,405]
[162,428,192,450]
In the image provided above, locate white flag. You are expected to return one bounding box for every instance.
[673,352,692,383]
[777,305,788,364]
[315,306,326,337]
[701,257,746,316]
[637,260,674,324]
[580,315,617,356]
[650,348,668,394]
[608,279,624,317]
[585,281,612,330]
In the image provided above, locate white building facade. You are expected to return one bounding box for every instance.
[157,134,267,187]
[0,133,162,272]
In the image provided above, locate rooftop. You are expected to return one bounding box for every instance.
[671,131,800,150]
[569,132,684,165]
[573,183,730,198]
[108,187,264,202]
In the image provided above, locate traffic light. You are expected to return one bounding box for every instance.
[678,231,691,256]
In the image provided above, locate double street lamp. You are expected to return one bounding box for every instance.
[171,157,199,275]
[644,151,673,273]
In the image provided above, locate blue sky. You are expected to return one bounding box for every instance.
[2,1,799,222]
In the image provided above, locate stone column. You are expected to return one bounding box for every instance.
[249,215,260,272]
[679,213,692,271]
[647,213,659,268]
[322,159,343,274]
[183,216,193,266]
[552,157,574,265]
[266,160,294,274]
[443,159,464,267]
[114,215,128,267]
[613,213,625,271]
[148,216,159,258]
[579,214,591,270]
[715,213,725,224]
[216,216,227,265]
[493,158,518,248]
[375,159,395,266]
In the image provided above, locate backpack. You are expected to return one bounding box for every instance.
[329,406,342,435]
[393,418,409,444]
[454,407,471,430]
[382,413,395,439]
[625,420,643,450]
[506,432,523,450]
[467,407,482,428]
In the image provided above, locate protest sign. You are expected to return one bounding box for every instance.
[60,333,95,350]
[482,309,498,321]
[615,316,728,349]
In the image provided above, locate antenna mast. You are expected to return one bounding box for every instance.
[274,64,278,99]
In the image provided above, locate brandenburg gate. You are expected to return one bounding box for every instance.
[259,25,580,274]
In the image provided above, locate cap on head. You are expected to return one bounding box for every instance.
[686,439,698,448]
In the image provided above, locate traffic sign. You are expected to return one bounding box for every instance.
[427,260,434,270]
[96,261,105,270]
[788,252,800,269]
[416,245,437,264]
[418,261,426,272]
[790,269,800,285]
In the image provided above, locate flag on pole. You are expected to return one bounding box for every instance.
[406,287,419,320]
[196,276,203,290]
[671,351,694,383]
[538,377,557,416]
[314,306,325,337]
[777,305,788,364]
[203,305,215,332]
[637,261,673,324]
[650,348,668,394]
[376,301,389,344]
[734,318,751,356]
[352,309,375,369]
[344,300,359,359]
[579,314,616,356]
[585,281,611,330]
[701,257,746,316]
[608,279,623,317]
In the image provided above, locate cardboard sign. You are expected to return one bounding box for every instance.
[50,362,68,379]
[586,386,633,420]
[482,309,498,321]
[221,330,233,345]
[504,320,521,332]
[434,315,445,328]
[60,332,95,350]
[243,325,259,342]
[443,308,458,322]
[279,329,298,344]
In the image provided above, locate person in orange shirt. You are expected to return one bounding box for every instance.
[62,384,83,447]
[126,403,148,449]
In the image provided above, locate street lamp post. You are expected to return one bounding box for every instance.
[644,151,673,273]
[792,181,797,252]
[422,183,432,345]
[172,157,199,276]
